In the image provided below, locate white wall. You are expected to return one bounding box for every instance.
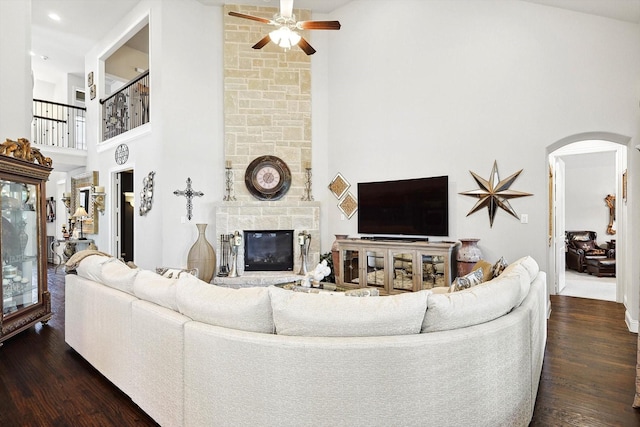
[0,0,32,140]
[563,151,616,243]
[325,0,639,267]
[84,0,223,270]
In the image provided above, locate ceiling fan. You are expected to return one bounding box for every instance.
[228,0,341,55]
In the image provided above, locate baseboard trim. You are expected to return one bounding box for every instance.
[624,309,638,333]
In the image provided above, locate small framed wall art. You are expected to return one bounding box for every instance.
[329,172,350,200]
[338,192,358,219]
[87,71,94,87]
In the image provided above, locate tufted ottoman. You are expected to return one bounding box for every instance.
[585,258,616,277]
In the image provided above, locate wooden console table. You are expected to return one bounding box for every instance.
[335,239,460,294]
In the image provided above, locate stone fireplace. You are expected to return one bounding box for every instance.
[218,5,320,279]
[215,201,320,276]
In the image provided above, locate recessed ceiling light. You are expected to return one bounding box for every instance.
[48,12,61,21]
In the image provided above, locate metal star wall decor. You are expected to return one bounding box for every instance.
[459,161,532,227]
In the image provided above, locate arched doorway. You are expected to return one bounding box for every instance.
[547,132,631,324]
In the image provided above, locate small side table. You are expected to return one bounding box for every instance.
[51,238,96,273]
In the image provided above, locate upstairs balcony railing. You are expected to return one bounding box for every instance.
[100,70,150,141]
[32,99,86,150]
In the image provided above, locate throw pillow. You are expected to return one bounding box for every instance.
[471,259,494,283]
[491,256,508,278]
[450,268,484,292]
[133,270,179,310]
[156,267,198,279]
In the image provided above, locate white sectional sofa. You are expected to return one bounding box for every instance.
[65,254,547,427]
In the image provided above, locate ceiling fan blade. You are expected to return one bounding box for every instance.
[252,35,271,50]
[228,11,273,25]
[280,0,294,19]
[298,37,316,55]
[297,20,341,30]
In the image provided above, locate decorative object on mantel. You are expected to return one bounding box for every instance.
[139,171,155,216]
[459,160,532,227]
[338,192,358,219]
[217,234,232,277]
[228,231,242,278]
[223,161,236,201]
[173,177,204,221]
[297,230,311,275]
[605,194,616,235]
[331,234,348,279]
[328,172,350,200]
[301,161,313,201]
[456,239,483,277]
[228,0,341,55]
[187,224,216,283]
[245,155,292,201]
[0,138,52,167]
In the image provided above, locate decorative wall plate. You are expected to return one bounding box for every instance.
[245,155,291,201]
[115,144,129,165]
[328,172,350,199]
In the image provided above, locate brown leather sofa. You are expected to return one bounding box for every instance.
[565,231,612,273]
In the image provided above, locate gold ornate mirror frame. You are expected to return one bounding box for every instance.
[71,171,99,234]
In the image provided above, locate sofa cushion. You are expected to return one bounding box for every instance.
[422,268,524,333]
[502,256,539,283]
[76,256,139,295]
[176,275,274,334]
[269,286,430,337]
[75,254,113,283]
[133,270,179,310]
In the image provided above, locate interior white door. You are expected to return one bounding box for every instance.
[554,157,566,293]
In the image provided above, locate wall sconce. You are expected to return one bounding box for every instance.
[124,192,135,208]
[91,185,106,215]
[61,192,72,214]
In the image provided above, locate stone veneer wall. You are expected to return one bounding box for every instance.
[223,4,312,201]
[218,5,319,275]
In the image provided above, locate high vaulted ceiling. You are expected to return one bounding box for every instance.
[31,0,640,83]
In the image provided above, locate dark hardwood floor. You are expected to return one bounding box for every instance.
[1,266,639,426]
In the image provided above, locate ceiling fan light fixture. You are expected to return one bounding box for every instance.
[269,27,301,50]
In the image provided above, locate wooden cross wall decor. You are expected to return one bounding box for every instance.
[173,177,204,220]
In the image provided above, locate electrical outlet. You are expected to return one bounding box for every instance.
[520,214,528,224]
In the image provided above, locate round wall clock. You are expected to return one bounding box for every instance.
[115,144,129,165]
[245,155,291,201]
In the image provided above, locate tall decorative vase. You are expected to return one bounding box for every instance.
[187,224,216,283]
[331,234,348,279]
[456,238,482,277]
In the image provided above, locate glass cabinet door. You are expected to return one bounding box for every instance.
[420,254,447,290]
[391,251,414,292]
[364,250,385,290]
[341,249,360,285]
[2,180,40,317]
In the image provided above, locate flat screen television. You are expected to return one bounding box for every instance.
[244,229,294,271]
[357,176,448,237]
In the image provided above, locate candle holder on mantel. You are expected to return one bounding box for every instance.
[223,161,236,201]
[297,231,311,275]
[301,162,313,201]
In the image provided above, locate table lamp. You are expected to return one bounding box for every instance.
[73,207,89,240]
